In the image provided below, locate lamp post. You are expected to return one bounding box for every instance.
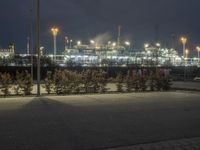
[69,39,73,48]
[180,37,187,58]
[196,46,200,63]
[185,49,189,59]
[51,27,59,61]
[36,0,40,96]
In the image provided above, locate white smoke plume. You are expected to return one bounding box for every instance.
[93,33,111,46]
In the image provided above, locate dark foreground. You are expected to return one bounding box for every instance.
[0,92,200,150]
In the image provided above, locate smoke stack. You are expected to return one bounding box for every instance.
[117,25,121,48]
[27,37,30,54]
[65,36,68,51]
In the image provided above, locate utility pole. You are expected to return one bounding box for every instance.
[27,37,30,55]
[36,0,40,96]
[30,9,34,81]
[65,36,68,51]
[117,25,121,49]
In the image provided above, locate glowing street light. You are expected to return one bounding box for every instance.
[125,41,131,50]
[196,46,200,62]
[77,41,81,46]
[180,37,187,58]
[90,40,95,44]
[156,43,161,47]
[51,27,59,61]
[112,42,116,47]
[125,41,130,46]
[185,48,189,59]
[144,43,149,49]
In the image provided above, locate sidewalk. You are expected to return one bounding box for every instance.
[107,137,200,150]
[172,81,200,91]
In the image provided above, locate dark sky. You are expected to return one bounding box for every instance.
[0,0,200,55]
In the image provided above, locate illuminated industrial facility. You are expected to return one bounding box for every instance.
[0,27,200,67]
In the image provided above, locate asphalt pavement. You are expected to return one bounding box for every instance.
[0,92,200,150]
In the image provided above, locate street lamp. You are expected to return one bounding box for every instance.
[90,40,95,44]
[51,27,59,61]
[184,48,189,82]
[144,43,149,49]
[180,37,187,58]
[196,46,200,62]
[156,42,161,47]
[185,49,189,59]
[70,39,73,48]
[77,41,81,46]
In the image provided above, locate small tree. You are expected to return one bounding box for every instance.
[116,72,124,92]
[98,69,107,93]
[15,71,33,95]
[138,76,147,91]
[53,69,63,95]
[161,77,172,91]
[23,71,33,95]
[91,70,100,93]
[149,74,157,91]
[126,70,134,92]
[15,71,22,95]
[72,71,82,94]
[82,69,93,93]
[43,71,54,94]
[0,72,12,97]
[133,75,140,92]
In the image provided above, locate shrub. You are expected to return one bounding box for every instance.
[161,77,173,91]
[82,69,93,93]
[98,69,107,93]
[43,71,54,94]
[149,74,157,91]
[53,69,63,95]
[15,71,33,95]
[138,76,147,91]
[14,71,24,95]
[116,72,124,92]
[72,71,82,94]
[0,72,12,97]
[126,70,134,92]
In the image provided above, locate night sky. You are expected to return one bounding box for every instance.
[0,0,200,55]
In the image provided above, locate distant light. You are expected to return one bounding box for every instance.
[180,37,187,44]
[196,46,200,52]
[112,42,116,47]
[77,41,81,45]
[125,41,130,46]
[51,27,59,36]
[90,40,95,44]
[156,43,161,47]
[144,43,149,48]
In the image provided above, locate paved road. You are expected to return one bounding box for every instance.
[0,92,200,150]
